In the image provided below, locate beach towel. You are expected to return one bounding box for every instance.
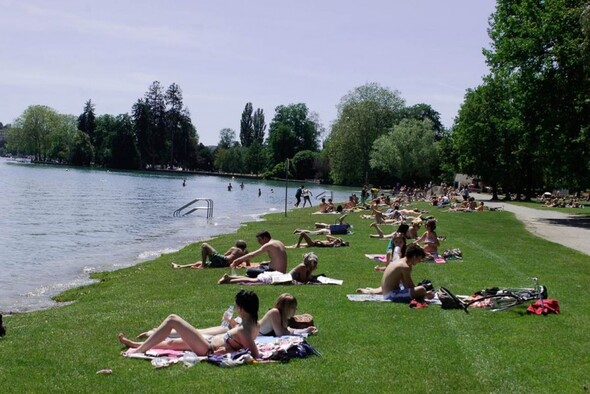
[365,254,387,263]
[122,335,318,368]
[236,274,343,286]
[346,294,390,302]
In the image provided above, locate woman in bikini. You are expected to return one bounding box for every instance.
[294,232,348,248]
[374,232,407,272]
[414,218,439,258]
[258,293,317,336]
[118,290,260,358]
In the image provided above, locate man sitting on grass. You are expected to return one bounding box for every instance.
[230,230,288,278]
[356,244,434,302]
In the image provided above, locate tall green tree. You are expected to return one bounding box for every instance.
[95,114,118,166]
[290,150,320,180]
[77,99,96,146]
[326,83,406,185]
[144,81,167,165]
[401,103,444,140]
[165,83,184,168]
[47,114,77,163]
[484,0,590,194]
[240,102,254,147]
[7,105,61,161]
[452,75,521,199]
[370,119,439,183]
[217,128,237,149]
[105,114,140,169]
[69,130,94,166]
[132,99,154,169]
[267,103,320,165]
[215,146,245,173]
[252,108,266,144]
[243,140,267,174]
[176,110,200,171]
[195,143,214,171]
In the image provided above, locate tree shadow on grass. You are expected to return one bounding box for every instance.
[539,216,590,229]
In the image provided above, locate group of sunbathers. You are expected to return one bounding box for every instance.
[118,292,318,359]
[123,190,474,360]
[121,228,327,358]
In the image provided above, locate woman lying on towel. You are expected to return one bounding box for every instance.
[259,293,318,336]
[218,252,319,285]
[118,290,260,358]
[292,232,349,248]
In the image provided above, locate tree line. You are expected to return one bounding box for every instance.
[3,1,589,195]
[451,0,590,199]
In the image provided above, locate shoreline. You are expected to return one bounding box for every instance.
[3,209,272,316]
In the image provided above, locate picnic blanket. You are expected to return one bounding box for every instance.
[122,335,319,368]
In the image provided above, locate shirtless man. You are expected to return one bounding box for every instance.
[356,244,434,302]
[172,240,248,269]
[230,230,288,278]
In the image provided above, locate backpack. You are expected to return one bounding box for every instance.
[438,287,464,310]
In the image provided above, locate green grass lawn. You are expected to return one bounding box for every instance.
[1,203,589,393]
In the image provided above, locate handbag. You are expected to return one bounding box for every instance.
[288,313,315,329]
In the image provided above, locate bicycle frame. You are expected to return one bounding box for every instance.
[441,277,547,313]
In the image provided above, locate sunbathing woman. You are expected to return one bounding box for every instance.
[293,232,348,248]
[374,232,406,272]
[414,218,439,259]
[118,290,260,358]
[259,293,318,336]
[219,252,319,284]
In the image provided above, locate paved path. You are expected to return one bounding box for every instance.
[472,193,590,256]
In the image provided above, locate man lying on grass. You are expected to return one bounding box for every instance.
[356,244,434,302]
[171,240,248,269]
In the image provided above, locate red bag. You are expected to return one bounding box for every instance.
[527,299,560,315]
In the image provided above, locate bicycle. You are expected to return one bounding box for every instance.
[439,277,548,313]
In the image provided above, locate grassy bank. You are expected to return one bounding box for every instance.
[1,203,589,393]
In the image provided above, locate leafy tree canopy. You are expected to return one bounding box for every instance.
[370,118,439,183]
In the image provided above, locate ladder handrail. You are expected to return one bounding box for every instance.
[173,198,214,218]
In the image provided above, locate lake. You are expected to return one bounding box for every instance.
[0,158,354,313]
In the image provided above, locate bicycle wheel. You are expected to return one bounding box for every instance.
[466,294,520,311]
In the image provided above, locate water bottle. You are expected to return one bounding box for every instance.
[221,305,234,328]
[182,351,198,367]
[392,246,402,261]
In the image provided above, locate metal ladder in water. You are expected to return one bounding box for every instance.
[173,198,214,218]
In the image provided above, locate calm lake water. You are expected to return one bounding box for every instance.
[0,158,354,313]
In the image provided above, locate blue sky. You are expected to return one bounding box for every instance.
[0,0,496,145]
